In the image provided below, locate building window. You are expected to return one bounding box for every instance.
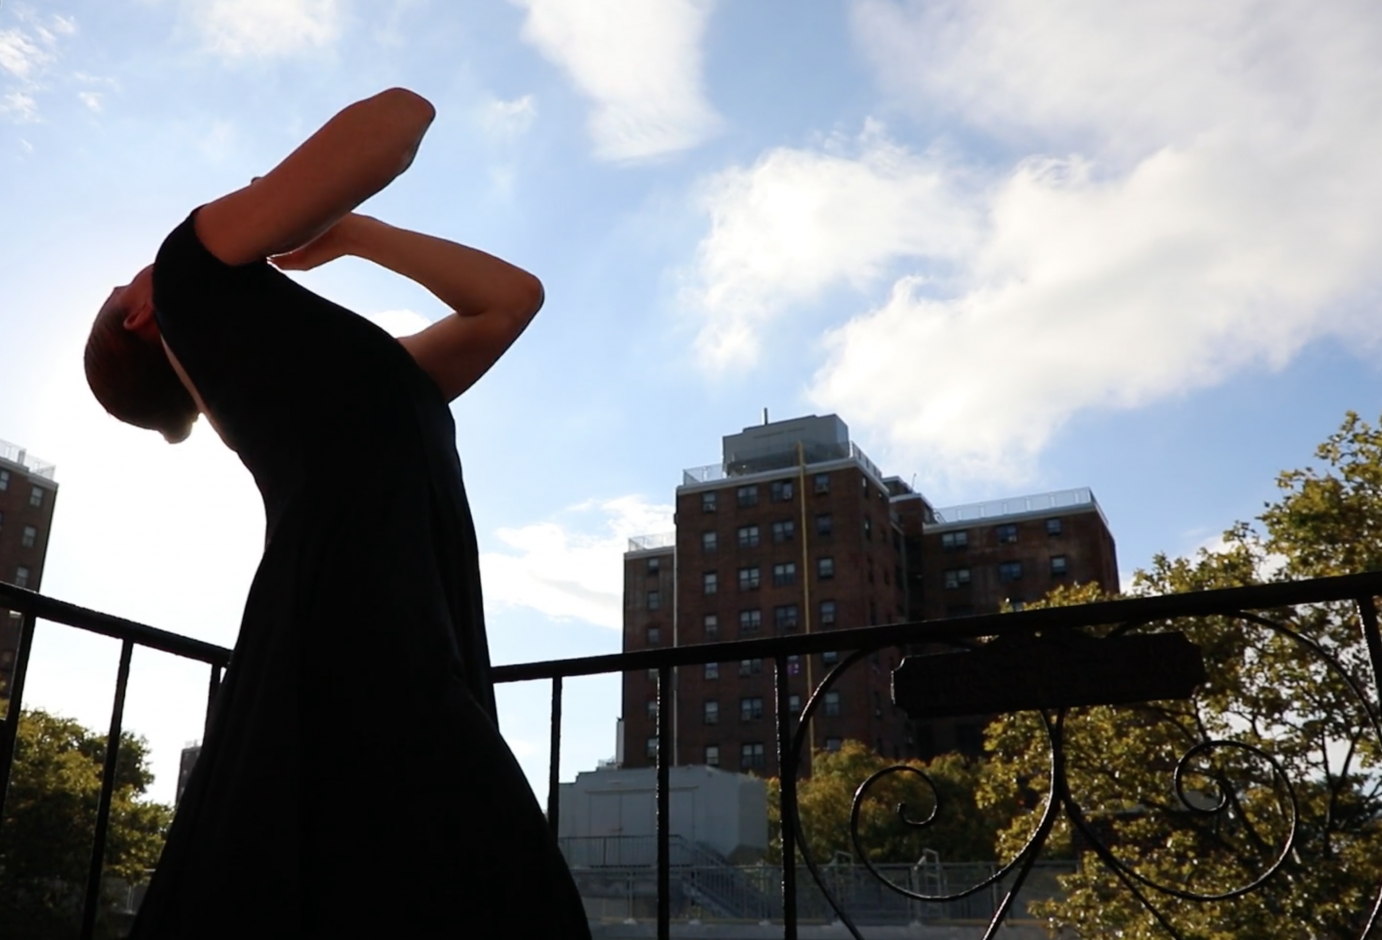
[1046,518,1063,537]
[817,557,834,580]
[863,516,872,540]
[824,691,841,716]
[1051,555,1069,576]
[786,654,801,675]
[704,700,719,724]
[740,697,764,721]
[737,525,760,548]
[738,566,761,590]
[941,530,968,551]
[704,614,719,639]
[770,479,794,502]
[705,745,720,767]
[646,625,661,645]
[705,661,719,680]
[771,519,795,543]
[739,609,762,634]
[14,567,30,589]
[822,650,839,666]
[815,513,833,537]
[788,694,801,714]
[996,523,1018,544]
[814,473,830,495]
[647,590,661,611]
[739,658,763,677]
[647,737,659,759]
[702,531,718,553]
[702,572,718,595]
[736,485,759,507]
[998,560,1024,583]
[702,491,717,512]
[824,737,842,753]
[647,699,658,720]
[21,526,36,548]
[28,487,43,508]
[774,604,799,631]
[819,600,837,625]
[0,469,8,490]
[944,568,972,590]
[741,742,766,771]
[771,562,797,587]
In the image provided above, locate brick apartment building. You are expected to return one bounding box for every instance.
[620,415,1118,775]
[0,439,59,708]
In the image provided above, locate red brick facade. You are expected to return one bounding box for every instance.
[0,450,59,703]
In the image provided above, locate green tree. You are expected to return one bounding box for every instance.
[978,412,1382,939]
[0,708,172,940]
[767,740,1017,866]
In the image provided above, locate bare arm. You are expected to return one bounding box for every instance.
[195,88,435,267]
[273,214,544,401]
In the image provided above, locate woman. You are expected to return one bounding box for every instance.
[84,88,590,937]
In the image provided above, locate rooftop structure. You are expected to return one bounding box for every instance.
[0,438,56,480]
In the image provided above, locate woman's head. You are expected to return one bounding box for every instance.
[84,267,198,444]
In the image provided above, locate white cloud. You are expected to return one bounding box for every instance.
[0,29,49,79]
[1,91,38,122]
[689,0,1382,481]
[483,94,537,141]
[185,0,345,60]
[512,0,721,161]
[688,122,980,369]
[77,91,101,112]
[480,496,674,629]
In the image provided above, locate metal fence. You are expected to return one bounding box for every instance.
[3,572,1382,939]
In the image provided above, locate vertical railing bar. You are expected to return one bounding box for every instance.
[547,675,563,836]
[205,663,222,738]
[81,638,134,940]
[1357,596,1382,717]
[0,608,38,822]
[656,663,672,940]
[775,654,798,939]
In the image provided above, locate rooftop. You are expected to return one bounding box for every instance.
[928,487,1107,530]
[680,413,885,489]
[0,438,56,481]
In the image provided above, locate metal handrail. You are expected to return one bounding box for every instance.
[3,572,1382,940]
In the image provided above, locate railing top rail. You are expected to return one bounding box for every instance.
[0,582,231,667]
[492,570,1382,683]
[0,438,56,480]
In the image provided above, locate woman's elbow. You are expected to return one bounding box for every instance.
[512,272,545,321]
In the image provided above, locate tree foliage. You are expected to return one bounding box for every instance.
[766,740,1017,866]
[979,412,1382,938]
[0,708,172,939]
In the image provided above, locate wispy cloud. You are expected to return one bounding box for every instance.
[183,0,346,60]
[688,0,1382,482]
[480,496,674,629]
[511,0,721,161]
[0,29,50,79]
[0,91,37,122]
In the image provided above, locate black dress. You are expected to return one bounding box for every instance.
[129,211,590,937]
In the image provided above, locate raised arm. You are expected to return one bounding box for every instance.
[273,214,544,401]
[195,88,435,267]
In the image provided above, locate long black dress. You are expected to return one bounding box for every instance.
[129,211,590,937]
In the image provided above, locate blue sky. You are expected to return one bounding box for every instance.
[3,0,1382,807]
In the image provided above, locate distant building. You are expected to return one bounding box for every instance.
[0,438,59,705]
[177,742,202,807]
[619,415,1119,774]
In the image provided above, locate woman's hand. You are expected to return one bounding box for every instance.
[269,213,370,271]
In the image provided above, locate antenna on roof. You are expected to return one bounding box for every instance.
[763,407,769,425]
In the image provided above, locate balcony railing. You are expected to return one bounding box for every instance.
[3,572,1382,939]
[0,438,56,480]
[930,487,1103,526]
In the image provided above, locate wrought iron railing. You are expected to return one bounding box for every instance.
[2,572,1382,939]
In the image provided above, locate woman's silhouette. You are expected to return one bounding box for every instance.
[84,88,590,937]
